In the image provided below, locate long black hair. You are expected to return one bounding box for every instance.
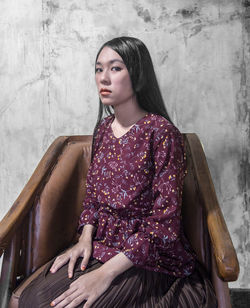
[91,36,172,162]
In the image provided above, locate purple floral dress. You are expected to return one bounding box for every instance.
[79,113,195,278]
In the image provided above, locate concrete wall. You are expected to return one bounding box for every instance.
[0,0,249,288]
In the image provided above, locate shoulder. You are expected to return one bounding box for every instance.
[95,114,113,134]
[148,114,186,166]
[99,114,114,127]
[147,113,183,143]
[102,114,114,124]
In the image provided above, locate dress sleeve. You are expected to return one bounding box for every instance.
[122,125,187,267]
[78,118,107,231]
[78,165,100,229]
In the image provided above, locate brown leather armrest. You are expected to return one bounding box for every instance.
[0,136,71,256]
[184,134,239,282]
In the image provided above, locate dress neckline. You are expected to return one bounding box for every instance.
[109,113,150,140]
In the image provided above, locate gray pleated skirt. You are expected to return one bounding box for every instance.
[19,257,217,308]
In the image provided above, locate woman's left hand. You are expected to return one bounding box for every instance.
[50,268,113,308]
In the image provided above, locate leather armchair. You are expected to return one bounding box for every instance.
[0,134,239,308]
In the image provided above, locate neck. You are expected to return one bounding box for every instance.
[112,97,147,128]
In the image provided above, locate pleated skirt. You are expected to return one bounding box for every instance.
[19,257,217,308]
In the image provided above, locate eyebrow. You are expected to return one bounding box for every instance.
[96,59,124,66]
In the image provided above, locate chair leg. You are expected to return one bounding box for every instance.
[211,252,232,308]
[0,234,20,308]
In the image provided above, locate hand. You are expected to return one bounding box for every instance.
[50,267,113,308]
[50,239,92,278]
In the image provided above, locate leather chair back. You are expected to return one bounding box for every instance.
[182,137,211,272]
[22,137,92,275]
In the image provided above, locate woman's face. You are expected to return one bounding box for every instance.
[95,46,135,107]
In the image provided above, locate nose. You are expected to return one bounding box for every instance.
[100,69,111,85]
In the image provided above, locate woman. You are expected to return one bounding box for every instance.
[19,37,217,307]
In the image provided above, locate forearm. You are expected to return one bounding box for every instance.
[79,224,96,242]
[99,252,134,280]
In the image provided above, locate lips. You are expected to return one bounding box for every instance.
[100,88,112,95]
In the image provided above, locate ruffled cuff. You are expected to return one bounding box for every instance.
[122,232,158,267]
[78,206,99,232]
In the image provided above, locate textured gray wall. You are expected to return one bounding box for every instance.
[0,0,249,288]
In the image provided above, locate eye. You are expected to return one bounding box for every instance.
[111,66,122,72]
[95,67,102,73]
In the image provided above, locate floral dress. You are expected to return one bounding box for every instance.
[79,112,195,278]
